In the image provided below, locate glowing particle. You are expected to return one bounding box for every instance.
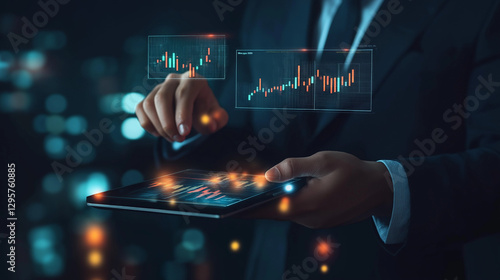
[317,241,330,256]
[254,175,267,188]
[230,240,240,252]
[200,114,210,125]
[86,225,104,247]
[228,173,237,181]
[209,176,221,184]
[169,199,176,206]
[284,184,294,193]
[320,264,328,273]
[279,197,290,213]
[88,250,102,267]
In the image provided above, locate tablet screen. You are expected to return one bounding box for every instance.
[108,170,281,207]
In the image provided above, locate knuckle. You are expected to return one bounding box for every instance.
[281,158,295,177]
[143,97,155,110]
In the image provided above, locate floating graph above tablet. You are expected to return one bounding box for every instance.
[148,35,225,79]
[236,49,373,111]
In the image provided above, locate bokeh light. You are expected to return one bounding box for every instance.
[88,250,103,267]
[0,50,14,81]
[200,114,210,125]
[29,225,64,277]
[33,30,67,50]
[72,172,110,208]
[65,115,87,135]
[45,94,67,114]
[181,228,205,251]
[45,115,66,134]
[279,197,290,213]
[11,69,33,89]
[85,224,105,247]
[121,169,144,186]
[320,264,328,273]
[230,240,240,252]
[20,50,46,70]
[121,117,145,140]
[0,91,32,112]
[122,92,144,114]
[317,241,331,257]
[44,135,67,158]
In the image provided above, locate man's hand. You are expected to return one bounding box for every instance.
[135,72,228,142]
[242,151,394,229]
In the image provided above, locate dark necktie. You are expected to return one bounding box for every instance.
[286,0,362,275]
[297,0,361,149]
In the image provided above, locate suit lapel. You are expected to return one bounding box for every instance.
[311,0,450,140]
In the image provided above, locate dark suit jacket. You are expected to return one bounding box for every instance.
[157,0,500,279]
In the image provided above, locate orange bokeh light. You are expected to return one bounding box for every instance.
[254,175,267,188]
[200,114,211,125]
[86,225,105,247]
[88,250,102,267]
[279,197,290,213]
[317,241,330,256]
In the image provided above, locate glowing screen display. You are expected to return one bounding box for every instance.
[236,49,373,111]
[148,35,226,79]
[110,170,279,207]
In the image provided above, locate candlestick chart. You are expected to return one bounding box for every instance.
[148,35,225,79]
[236,49,372,111]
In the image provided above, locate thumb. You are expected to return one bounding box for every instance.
[265,155,326,182]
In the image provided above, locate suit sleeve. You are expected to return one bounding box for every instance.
[402,4,500,248]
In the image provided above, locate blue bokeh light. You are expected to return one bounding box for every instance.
[21,51,46,70]
[122,92,144,114]
[44,136,67,158]
[65,115,87,135]
[181,228,205,251]
[45,115,66,134]
[45,94,67,113]
[12,70,33,89]
[121,117,145,140]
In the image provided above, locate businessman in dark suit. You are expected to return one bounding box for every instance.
[136,0,500,278]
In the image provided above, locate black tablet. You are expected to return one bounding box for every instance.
[86,169,307,218]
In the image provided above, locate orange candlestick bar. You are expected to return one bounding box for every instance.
[165,52,168,68]
[265,91,267,97]
[176,59,179,71]
[348,73,351,86]
[317,69,320,77]
[330,78,333,94]
[334,77,337,93]
[189,63,192,77]
[208,48,210,55]
[303,81,305,86]
[206,55,208,62]
[352,69,354,83]
[308,78,311,85]
[326,76,329,86]
[323,76,326,91]
[259,78,261,91]
[298,65,300,86]
[341,76,344,85]
[306,85,309,92]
